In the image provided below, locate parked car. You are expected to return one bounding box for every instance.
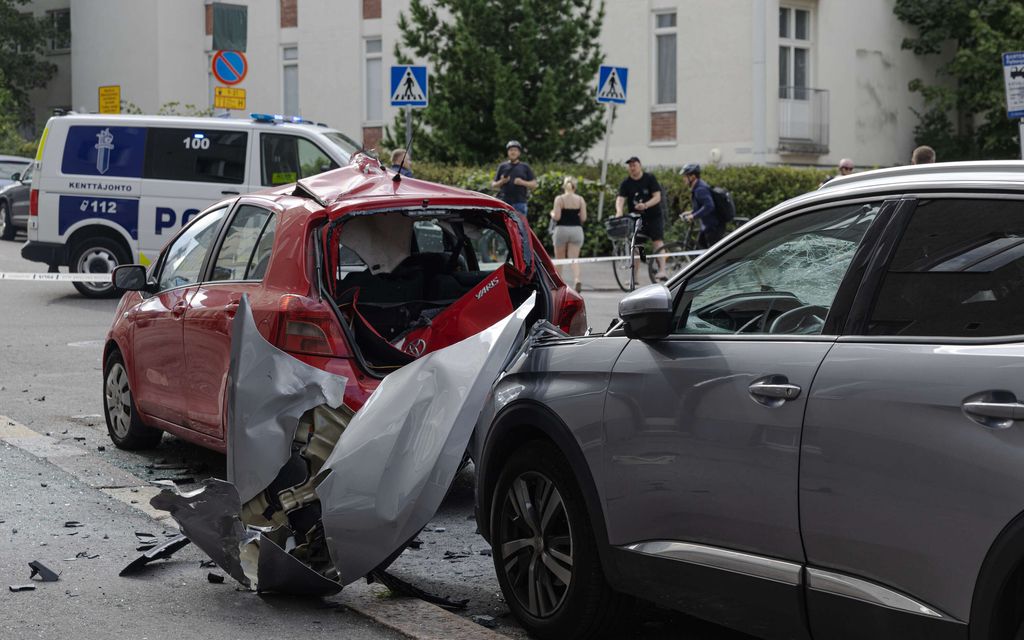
[103,153,587,453]
[0,158,34,240]
[473,161,1024,639]
[22,113,361,297]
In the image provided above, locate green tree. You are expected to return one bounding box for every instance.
[0,0,57,120]
[895,0,1024,160]
[384,0,607,164]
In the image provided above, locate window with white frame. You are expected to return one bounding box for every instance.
[779,6,812,100]
[365,38,383,123]
[48,9,70,51]
[283,46,299,115]
[653,12,677,106]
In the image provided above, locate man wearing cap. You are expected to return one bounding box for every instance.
[615,156,667,280]
[492,140,538,219]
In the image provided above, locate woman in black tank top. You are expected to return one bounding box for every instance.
[550,176,587,293]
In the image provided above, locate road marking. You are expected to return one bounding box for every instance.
[0,271,111,282]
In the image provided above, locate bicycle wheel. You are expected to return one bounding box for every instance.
[610,238,635,292]
[647,241,693,283]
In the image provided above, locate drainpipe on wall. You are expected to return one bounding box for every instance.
[752,0,768,164]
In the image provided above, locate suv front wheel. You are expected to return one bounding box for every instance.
[490,440,625,639]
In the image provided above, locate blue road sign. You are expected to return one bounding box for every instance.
[212,50,247,86]
[596,66,628,104]
[390,66,429,108]
[1003,52,1024,118]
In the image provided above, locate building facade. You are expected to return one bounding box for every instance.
[24,0,943,169]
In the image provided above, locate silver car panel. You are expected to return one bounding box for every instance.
[623,540,803,585]
[801,341,1024,621]
[806,567,951,620]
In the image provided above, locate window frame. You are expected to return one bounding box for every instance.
[282,44,299,115]
[778,4,813,100]
[153,205,232,293]
[364,37,384,125]
[209,203,278,283]
[47,8,71,52]
[659,196,897,344]
[842,192,1024,345]
[259,132,337,186]
[142,127,249,185]
[651,10,678,110]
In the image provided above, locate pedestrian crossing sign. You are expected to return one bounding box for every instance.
[390,65,429,108]
[596,66,628,104]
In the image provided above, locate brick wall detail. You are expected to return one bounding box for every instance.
[280,0,297,28]
[205,4,213,35]
[363,0,381,20]
[650,111,676,142]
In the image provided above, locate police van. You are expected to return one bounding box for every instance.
[22,113,362,297]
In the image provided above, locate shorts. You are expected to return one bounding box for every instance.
[552,225,584,248]
[638,211,664,242]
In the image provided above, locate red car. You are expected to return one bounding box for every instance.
[103,154,587,452]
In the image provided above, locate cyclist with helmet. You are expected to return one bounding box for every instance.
[615,156,668,281]
[680,163,723,249]
[492,140,538,220]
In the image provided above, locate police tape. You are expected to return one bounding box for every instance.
[549,249,705,266]
[0,271,112,283]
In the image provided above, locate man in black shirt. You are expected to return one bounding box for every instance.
[491,140,538,219]
[615,156,667,280]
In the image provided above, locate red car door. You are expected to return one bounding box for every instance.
[132,206,230,427]
[183,204,277,438]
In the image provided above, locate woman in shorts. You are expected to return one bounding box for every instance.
[550,176,587,293]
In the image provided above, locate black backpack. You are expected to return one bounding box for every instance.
[708,186,736,224]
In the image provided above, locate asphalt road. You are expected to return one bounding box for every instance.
[0,235,750,639]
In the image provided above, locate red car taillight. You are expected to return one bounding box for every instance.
[276,295,348,357]
[29,189,38,216]
[557,290,588,336]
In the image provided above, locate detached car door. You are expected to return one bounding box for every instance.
[604,199,889,639]
[131,206,229,426]
[801,195,1024,637]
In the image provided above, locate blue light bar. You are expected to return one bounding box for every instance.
[250,113,308,124]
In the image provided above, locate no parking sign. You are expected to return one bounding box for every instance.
[212,50,247,86]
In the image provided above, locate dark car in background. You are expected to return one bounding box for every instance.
[0,154,32,240]
[474,161,1024,640]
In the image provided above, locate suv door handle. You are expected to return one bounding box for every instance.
[748,375,802,408]
[221,190,240,195]
[963,401,1024,421]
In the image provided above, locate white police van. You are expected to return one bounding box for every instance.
[22,113,361,297]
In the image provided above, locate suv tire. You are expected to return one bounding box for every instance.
[490,440,625,639]
[0,201,14,240]
[103,350,162,450]
[71,237,128,298]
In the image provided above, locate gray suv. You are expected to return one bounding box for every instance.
[473,162,1024,639]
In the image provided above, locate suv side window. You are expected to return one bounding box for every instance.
[144,128,247,184]
[210,205,275,281]
[157,206,229,291]
[260,133,337,186]
[674,202,880,335]
[868,198,1024,337]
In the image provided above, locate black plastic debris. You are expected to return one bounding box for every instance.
[29,561,59,582]
[97,446,105,452]
[479,548,493,557]
[407,538,423,550]
[63,521,84,528]
[9,584,35,592]
[134,532,157,543]
[443,550,470,561]
[136,544,157,552]
[199,560,217,568]
[368,570,469,611]
[119,535,191,576]
[207,573,225,584]
[472,615,498,629]
[68,552,99,560]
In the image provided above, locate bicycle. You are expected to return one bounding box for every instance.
[643,216,753,286]
[604,213,652,292]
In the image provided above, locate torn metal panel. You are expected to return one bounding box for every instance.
[149,480,258,587]
[315,294,535,584]
[256,533,342,596]
[227,295,347,504]
[119,535,191,576]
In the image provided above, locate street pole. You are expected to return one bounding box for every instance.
[597,104,616,220]
[1019,118,1024,160]
[405,106,413,153]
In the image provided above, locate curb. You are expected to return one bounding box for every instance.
[0,415,506,640]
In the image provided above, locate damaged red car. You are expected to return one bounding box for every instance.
[103,154,587,452]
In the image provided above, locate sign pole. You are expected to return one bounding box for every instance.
[597,104,616,221]
[405,106,413,151]
[1020,118,1024,160]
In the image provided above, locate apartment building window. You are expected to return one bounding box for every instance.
[365,39,383,123]
[779,6,811,100]
[654,12,677,106]
[283,46,299,115]
[48,9,70,51]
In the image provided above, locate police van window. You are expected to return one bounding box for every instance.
[210,205,274,282]
[158,207,229,291]
[144,128,247,184]
[867,198,1024,338]
[261,133,337,186]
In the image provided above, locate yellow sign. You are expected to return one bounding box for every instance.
[98,85,121,114]
[214,86,246,110]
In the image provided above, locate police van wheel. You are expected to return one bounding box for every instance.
[71,237,128,298]
[103,350,162,450]
[0,202,14,241]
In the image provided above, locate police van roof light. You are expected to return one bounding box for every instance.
[250,113,308,124]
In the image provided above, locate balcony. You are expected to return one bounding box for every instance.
[778,87,829,155]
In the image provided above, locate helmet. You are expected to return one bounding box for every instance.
[680,163,701,176]
[506,140,523,151]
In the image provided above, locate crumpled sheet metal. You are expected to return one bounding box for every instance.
[227,295,347,504]
[315,293,535,584]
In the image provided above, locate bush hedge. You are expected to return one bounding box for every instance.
[412,162,833,256]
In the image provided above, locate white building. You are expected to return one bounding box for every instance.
[25,0,944,168]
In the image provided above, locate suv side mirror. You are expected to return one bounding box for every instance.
[619,284,673,340]
[10,172,20,182]
[112,264,152,292]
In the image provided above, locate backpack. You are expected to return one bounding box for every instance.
[709,186,736,225]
